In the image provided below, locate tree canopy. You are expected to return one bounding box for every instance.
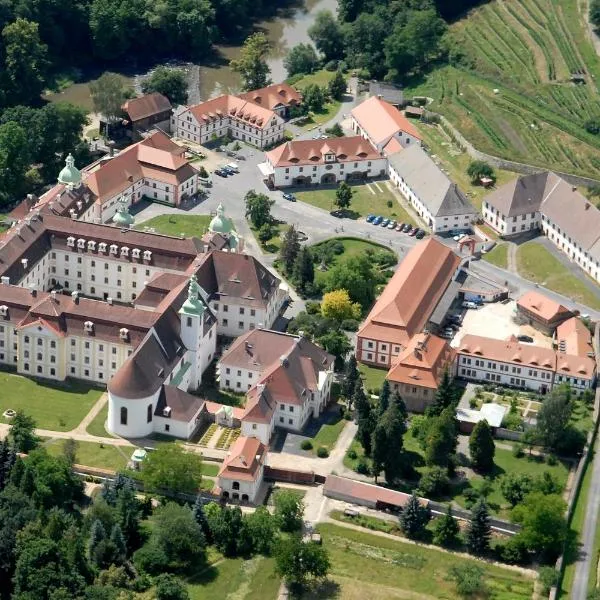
[142,67,188,105]
[230,32,272,91]
[141,443,203,494]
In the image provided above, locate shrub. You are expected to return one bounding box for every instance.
[463,487,479,510]
[198,165,209,178]
[346,449,357,460]
[324,60,338,71]
[317,446,329,458]
[538,567,559,594]
[498,535,528,564]
[305,301,321,315]
[418,467,450,498]
[547,454,558,466]
[133,539,169,575]
[356,459,370,475]
[386,200,393,208]
[340,318,359,331]
[448,564,486,596]
[300,440,313,451]
[286,74,304,86]
[512,444,524,458]
[469,398,477,409]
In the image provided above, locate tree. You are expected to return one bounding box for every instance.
[109,524,126,564]
[500,473,533,507]
[325,122,344,137]
[2,18,48,105]
[274,536,330,588]
[308,10,344,61]
[354,385,374,456]
[142,66,188,105]
[193,494,211,543]
[325,254,377,308]
[244,506,277,554]
[342,11,388,79]
[206,505,246,557]
[316,330,352,367]
[419,466,450,498]
[302,84,326,112]
[400,492,430,539]
[469,420,495,473]
[342,355,360,402]
[230,32,272,91]
[274,489,304,532]
[334,181,354,211]
[293,246,315,294]
[284,43,319,77]
[424,407,458,470]
[62,438,78,466]
[279,224,301,273]
[88,520,106,561]
[154,502,206,568]
[90,72,131,121]
[321,290,361,322]
[245,189,274,229]
[378,380,391,416]
[467,160,496,185]
[9,411,38,454]
[142,444,203,494]
[328,70,346,101]
[0,122,32,204]
[115,482,142,553]
[466,500,491,555]
[155,574,190,600]
[428,369,456,416]
[512,493,567,558]
[433,505,460,547]
[257,222,275,244]
[592,0,600,29]
[536,384,573,451]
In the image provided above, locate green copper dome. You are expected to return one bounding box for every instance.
[209,203,234,234]
[58,154,82,187]
[112,202,135,227]
[180,274,205,315]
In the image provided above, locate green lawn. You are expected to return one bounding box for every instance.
[85,403,114,438]
[249,221,284,254]
[201,462,220,477]
[482,243,509,269]
[358,363,387,394]
[570,396,594,435]
[135,214,213,238]
[44,439,129,471]
[292,70,338,90]
[310,523,534,600]
[516,241,600,310]
[295,182,417,224]
[0,372,103,431]
[310,415,346,453]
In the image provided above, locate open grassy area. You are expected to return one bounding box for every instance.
[295,182,417,225]
[292,70,342,130]
[404,0,600,182]
[358,363,387,394]
[516,240,600,310]
[201,462,220,477]
[249,221,284,254]
[44,439,129,471]
[85,403,113,438]
[311,523,534,600]
[310,414,346,453]
[135,214,213,238]
[482,242,509,269]
[0,372,103,431]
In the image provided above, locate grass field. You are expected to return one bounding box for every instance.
[295,182,417,225]
[249,221,284,254]
[310,414,346,453]
[482,243,509,269]
[405,0,600,182]
[292,70,342,129]
[358,363,387,393]
[45,439,129,471]
[136,215,214,238]
[516,240,600,310]
[201,462,220,477]
[310,523,534,600]
[0,372,103,431]
[85,403,113,438]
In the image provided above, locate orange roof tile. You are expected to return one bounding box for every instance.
[122,92,172,122]
[188,95,278,131]
[238,83,302,111]
[517,291,572,323]
[218,436,266,482]
[556,317,594,357]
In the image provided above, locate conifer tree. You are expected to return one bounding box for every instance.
[433,505,460,547]
[378,380,391,416]
[193,494,212,543]
[88,519,106,560]
[354,385,374,456]
[292,246,314,294]
[466,500,491,555]
[279,225,300,274]
[342,355,360,404]
[428,369,456,416]
[110,524,127,564]
[469,420,495,473]
[400,492,430,539]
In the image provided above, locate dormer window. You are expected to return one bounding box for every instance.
[0,305,7,317]
[87,240,96,251]
[143,250,152,261]
[131,248,141,259]
[67,236,75,247]
[84,321,94,333]
[324,154,335,162]
[77,238,85,249]
[98,242,107,253]
[121,246,129,257]
[119,327,129,341]
[109,244,118,255]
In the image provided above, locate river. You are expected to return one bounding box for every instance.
[44,0,337,111]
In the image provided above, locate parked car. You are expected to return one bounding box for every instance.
[387,220,397,229]
[214,168,228,177]
[366,214,375,223]
[403,224,412,233]
[222,166,236,175]
[453,233,467,242]
[462,301,479,309]
[372,216,383,225]
[282,192,296,202]
[409,228,418,236]
[396,222,405,231]
[440,330,454,339]
[415,230,425,239]
[517,334,534,343]
[381,218,390,227]
[226,162,240,173]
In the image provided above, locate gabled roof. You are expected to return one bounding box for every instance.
[517,290,572,323]
[556,317,594,357]
[351,96,421,145]
[483,171,548,217]
[242,385,276,423]
[358,238,460,345]
[218,436,266,482]
[238,83,302,110]
[387,145,475,218]
[122,92,172,122]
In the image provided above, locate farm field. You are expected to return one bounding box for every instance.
[406,0,600,181]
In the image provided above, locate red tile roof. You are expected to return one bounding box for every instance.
[517,291,572,323]
[266,136,380,168]
[122,93,172,122]
[187,95,279,131]
[556,317,594,357]
[218,436,266,482]
[238,83,302,111]
[358,238,460,345]
[351,96,422,145]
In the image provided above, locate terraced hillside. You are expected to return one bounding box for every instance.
[407,0,600,179]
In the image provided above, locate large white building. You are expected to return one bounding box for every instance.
[387,145,477,233]
[172,94,285,149]
[483,171,600,283]
[261,136,387,188]
[216,329,334,445]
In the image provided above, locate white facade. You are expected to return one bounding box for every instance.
[108,387,162,438]
[482,201,540,237]
[241,420,273,445]
[351,116,420,152]
[218,462,265,503]
[219,363,259,392]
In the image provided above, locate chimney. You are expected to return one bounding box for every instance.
[280,354,289,367]
[70,208,77,219]
[29,285,36,297]
[50,290,57,301]
[203,244,209,253]
[76,201,83,211]
[21,258,28,270]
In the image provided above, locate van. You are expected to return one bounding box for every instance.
[226,162,239,173]
[462,301,478,309]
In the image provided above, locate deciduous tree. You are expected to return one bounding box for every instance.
[328,70,346,101]
[308,10,344,61]
[9,410,38,454]
[325,254,376,309]
[284,43,319,77]
[500,473,533,507]
[142,66,188,105]
[321,290,361,322]
[433,505,460,547]
[274,536,330,588]
[90,72,132,121]
[245,189,274,229]
[142,443,203,494]
[334,181,354,210]
[274,490,304,532]
[302,83,326,112]
[279,224,301,273]
[230,32,272,91]
[155,573,190,600]
[467,160,496,184]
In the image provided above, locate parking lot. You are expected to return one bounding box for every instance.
[450,300,553,349]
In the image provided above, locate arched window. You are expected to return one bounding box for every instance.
[232,481,240,490]
[120,407,128,425]
[147,404,152,423]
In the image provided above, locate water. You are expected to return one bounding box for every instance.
[44,0,338,110]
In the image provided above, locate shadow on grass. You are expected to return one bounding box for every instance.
[330,209,360,220]
[295,579,341,599]
[185,560,220,586]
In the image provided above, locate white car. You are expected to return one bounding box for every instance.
[462,301,479,309]
[226,162,239,173]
